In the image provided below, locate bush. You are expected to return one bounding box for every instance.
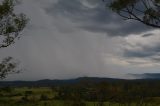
[40,94,49,101]
[0,87,13,93]
[19,96,29,103]
[25,91,33,96]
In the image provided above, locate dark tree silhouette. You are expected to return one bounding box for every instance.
[0,0,28,79]
[0,57,20,79]
[105,0,160,28]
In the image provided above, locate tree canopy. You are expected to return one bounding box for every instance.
[106,0,160,28]
[0,0,28,79]
[0,0,28,48]
[0,56,20,79]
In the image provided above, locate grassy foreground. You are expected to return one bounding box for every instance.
[0,87,160,106]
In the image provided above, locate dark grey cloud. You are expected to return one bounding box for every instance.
[142,33,154,37]
[124,50,155,58]
[123,44,160,58]
[125,43,160,57]
[45,0,153,37]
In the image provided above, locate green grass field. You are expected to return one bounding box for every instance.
[0,87,159,106]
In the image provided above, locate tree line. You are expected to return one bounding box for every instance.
[54,79,160,105]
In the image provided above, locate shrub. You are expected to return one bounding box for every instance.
[40,94,49,101]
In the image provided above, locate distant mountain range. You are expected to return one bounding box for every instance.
[0,77,124,87]
[0,73,160,87]
[1,75,160,87]
[130,73,160,79]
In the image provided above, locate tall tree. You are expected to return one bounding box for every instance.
[0,0,28,79]
[105,0,160,28]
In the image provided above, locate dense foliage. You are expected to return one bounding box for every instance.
[54,78,160,105]
[0,0,28,79]
[106,0,160,28]
[0,0,28,48]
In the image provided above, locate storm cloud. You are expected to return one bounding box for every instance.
[45,0,152,37]
[1,0,160,80]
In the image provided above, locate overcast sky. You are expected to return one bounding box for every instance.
[2,0,160,80]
